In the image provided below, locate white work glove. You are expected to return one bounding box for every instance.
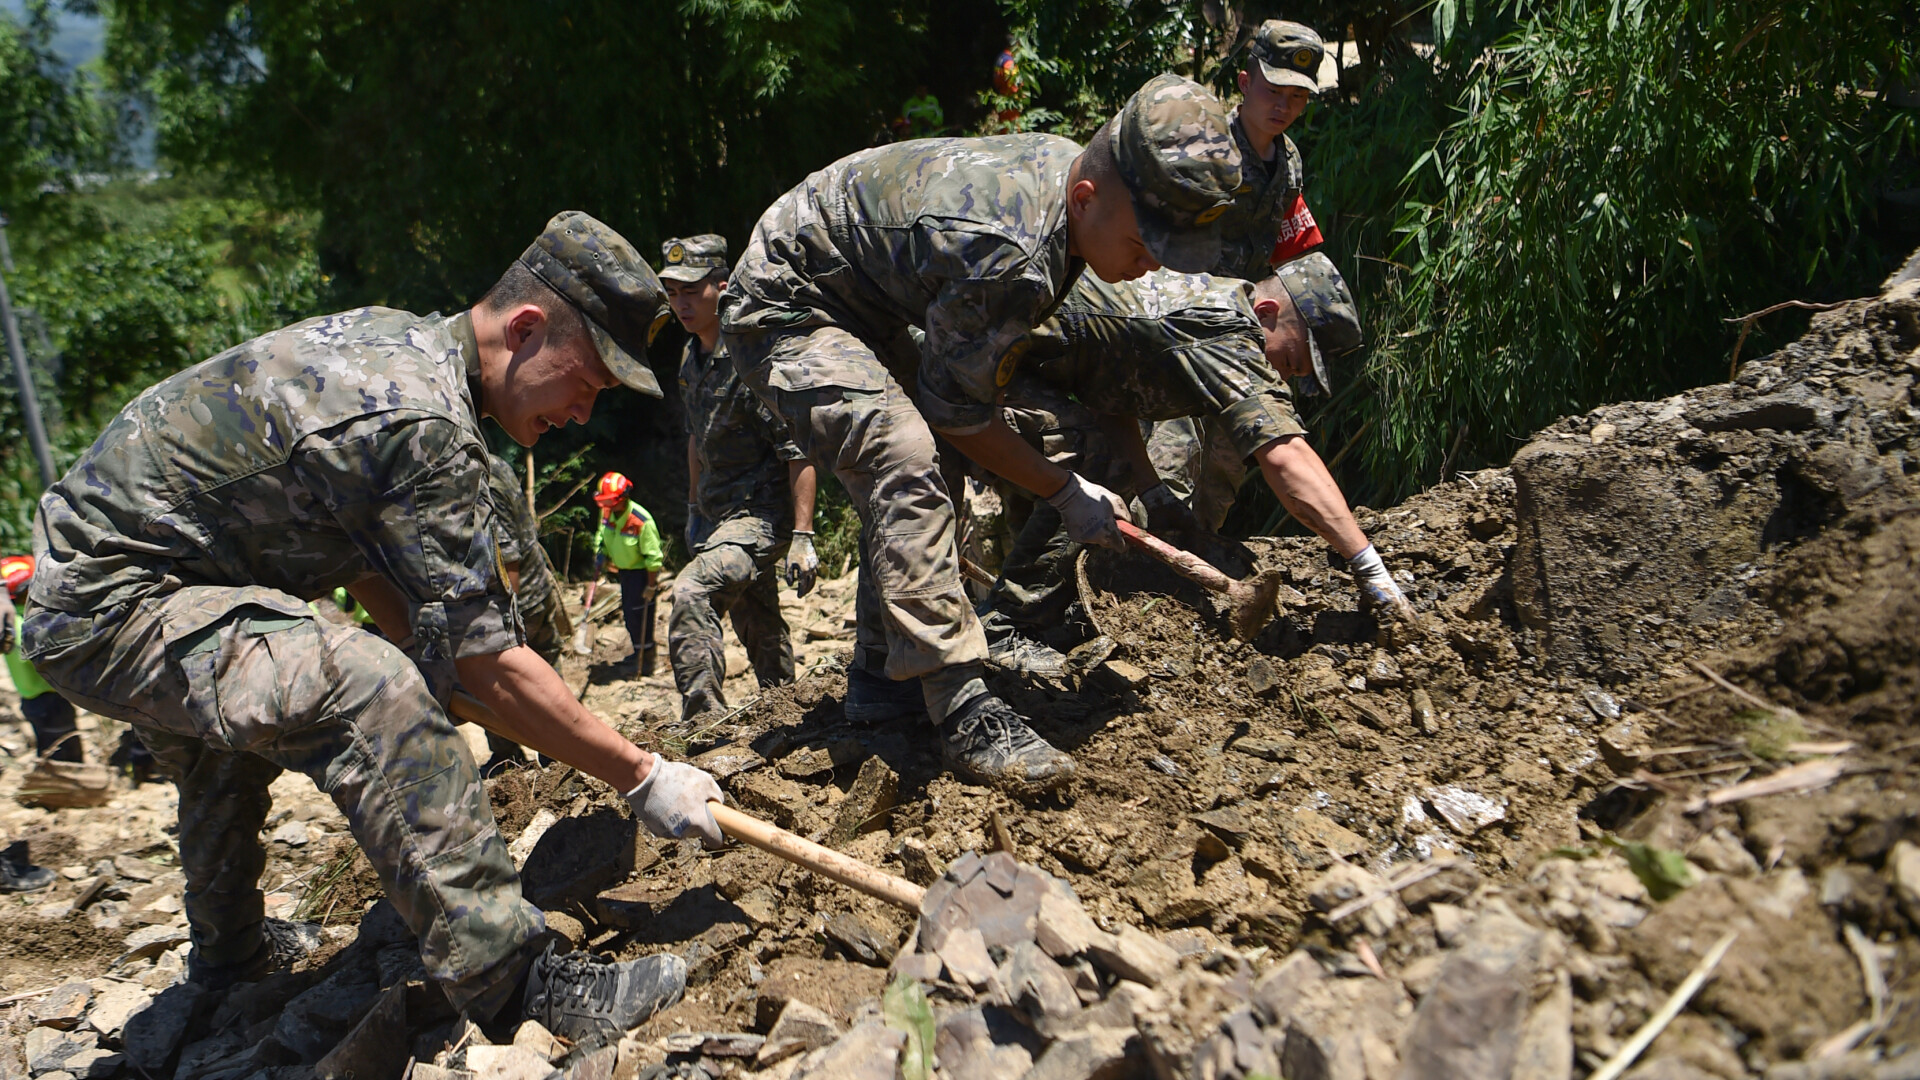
[1347,545,1415,619]
[785,530,819,597]
[1139,482,1204,535]
[625,760,726,849]
[1046,473,1130,550]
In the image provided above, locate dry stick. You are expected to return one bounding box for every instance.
[1325,858,1461,924]
[1724,298,1857,379]
[1810,922,1890,1060]
[1589,930,1740,1080]
[1686,660,1843,735]
[1684,757,1846,814]
[988,808,1016,856]
[1438,423,1470,484]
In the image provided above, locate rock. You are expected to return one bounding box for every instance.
[25,1026,97,1073]
[1410,688,1439,736]
[542,909,586,949]
[889,950,942,984]
[86,982,153,1038]
[1400,864,1481,911]
[465,1044,563,1080]
[1430,903,1473,947]
[1024,1025,1136,1080]
[1245,658,1283,697]
[112,855,161,882]
[1512,970,1573,1080]
[937,926,997,989]
[758,1001,844,1066]
[897,837,943,885]
[1583,688,1621,720]
[790,1020,905,1080]
[918,851,1048,954]
[521,807,638,910]
[1395,910,1547,1080]
[513,1019,565,1063]
[736,886,780,927]
[508,808,560,867]
[777,738,866,780]
[1229,736,1296,763]
[1193,807,1254,851]
[1589,422,1617,445]
[824,912,894,967]
[1365,651,1405,687]
[1279,808,1370,868]
[1096,659,1151,691]
[59,1049,121,1079]
[829,755,899,847]
[1888,841,1920,924]
[122,981,207,1075]
[116,924,191,966]
[689,742,765,781]
[1686,387,1824,432]
[30,982,91,1030]
[275,963,382,1062]
[1087,925,1178,988]
[934,1005,1042,1080]
[1007,941,1080,1031]
[662,1032,765,1057]
[1036,884,1109,960]
[271,820,313,846]
[408,1066,474,1080]
[315,981,408,1080]
[565,1044,617,1080]
[1423,785,1507,834]
[1276,977,1408,1080]
[1621,1060,1719,1080]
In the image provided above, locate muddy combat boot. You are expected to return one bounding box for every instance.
[844,667,926,725]
[985,630,1069,682]
[0,841,55,893]
[188,918,324,990]
[939,694,1075,792]
[522,943,686,1043]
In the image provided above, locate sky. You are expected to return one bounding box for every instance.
[2,1,105,70]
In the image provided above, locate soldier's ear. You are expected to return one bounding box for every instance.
[1251,296,1284,327]
[504,304,549,354]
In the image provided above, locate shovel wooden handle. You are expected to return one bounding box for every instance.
[1115,520,1234,595]
[446,693,927,913]
[708,802,925,912]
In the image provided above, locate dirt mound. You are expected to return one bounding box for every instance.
[3,274,1917,1079]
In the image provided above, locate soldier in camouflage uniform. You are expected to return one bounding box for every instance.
[1211,20,1329,283]
[662,235,813,725]
[481,452,569,770]
[981,257,1413,669]
[722,74,1242,792]
[22,212,724,1042]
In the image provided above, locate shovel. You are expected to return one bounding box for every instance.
[447,693,926,912]
[569,577,600,656]
[1114,520,1282,641]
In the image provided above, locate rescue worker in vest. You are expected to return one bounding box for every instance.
[0,554,80,765]
[22,212,724,1043]
[588,472,665,676]
[663,235,812,727]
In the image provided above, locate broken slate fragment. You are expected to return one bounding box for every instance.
[24,1026,96,1074]
[1230,735,1296,763]
[824,912,894,967]
[1424,785,1507,835]
[1036,882,1108,961]
[1007,941,1081,1033]
[86,982,153,1039]
[463,1044,562,1080]
[758,1000,844,1066]
[1024,1024,1136,1080]
[30,982,91,1030]
[828,755,899,847]
[937,926,997,990]
[790,1020,905,1080]
[1087,925,1177,988]
[934,1005,1043,1080]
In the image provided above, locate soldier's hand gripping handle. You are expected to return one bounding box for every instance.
[1045,473,1130,550]
[626,760,727,849]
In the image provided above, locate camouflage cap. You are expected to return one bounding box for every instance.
[1108,73,1242,275]
[659,234,730,284]
[1276,253,1361,396]
[1249,20,1325,92]
[518,210,670,398]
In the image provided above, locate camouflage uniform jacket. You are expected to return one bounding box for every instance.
[1209,110,1306,283]
[26,308,521,678]
[679,335,805,547]
[1023,270,1302,460]
[722,134,1086,435]
[484,454,557,617]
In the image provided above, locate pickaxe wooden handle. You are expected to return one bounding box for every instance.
[447,692,926,912]
[1113,520,1282,641]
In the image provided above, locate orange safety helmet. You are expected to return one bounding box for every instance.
[593,471,634,509]
[0,554,33,601]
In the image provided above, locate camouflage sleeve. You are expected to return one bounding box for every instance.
[295,414,522,661]
[484,455,532,567]
[919,277,1047,435]
[756,403,809,463]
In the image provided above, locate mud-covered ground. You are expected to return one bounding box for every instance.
[3,270,1919,1079]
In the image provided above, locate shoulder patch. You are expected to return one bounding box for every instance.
[995,337,1031,388]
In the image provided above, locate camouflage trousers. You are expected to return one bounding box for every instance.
[1146,416,1253,532]
[727,324,986,691]
[21,586,544,1014]
[668,527,795,722]
[981,379,1138,635]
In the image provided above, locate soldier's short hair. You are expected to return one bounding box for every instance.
[1079,122,1122,193]
[480,261,593,351]
[1252,274,1304,325]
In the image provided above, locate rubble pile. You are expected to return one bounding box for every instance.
[3,270,1920,1078]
